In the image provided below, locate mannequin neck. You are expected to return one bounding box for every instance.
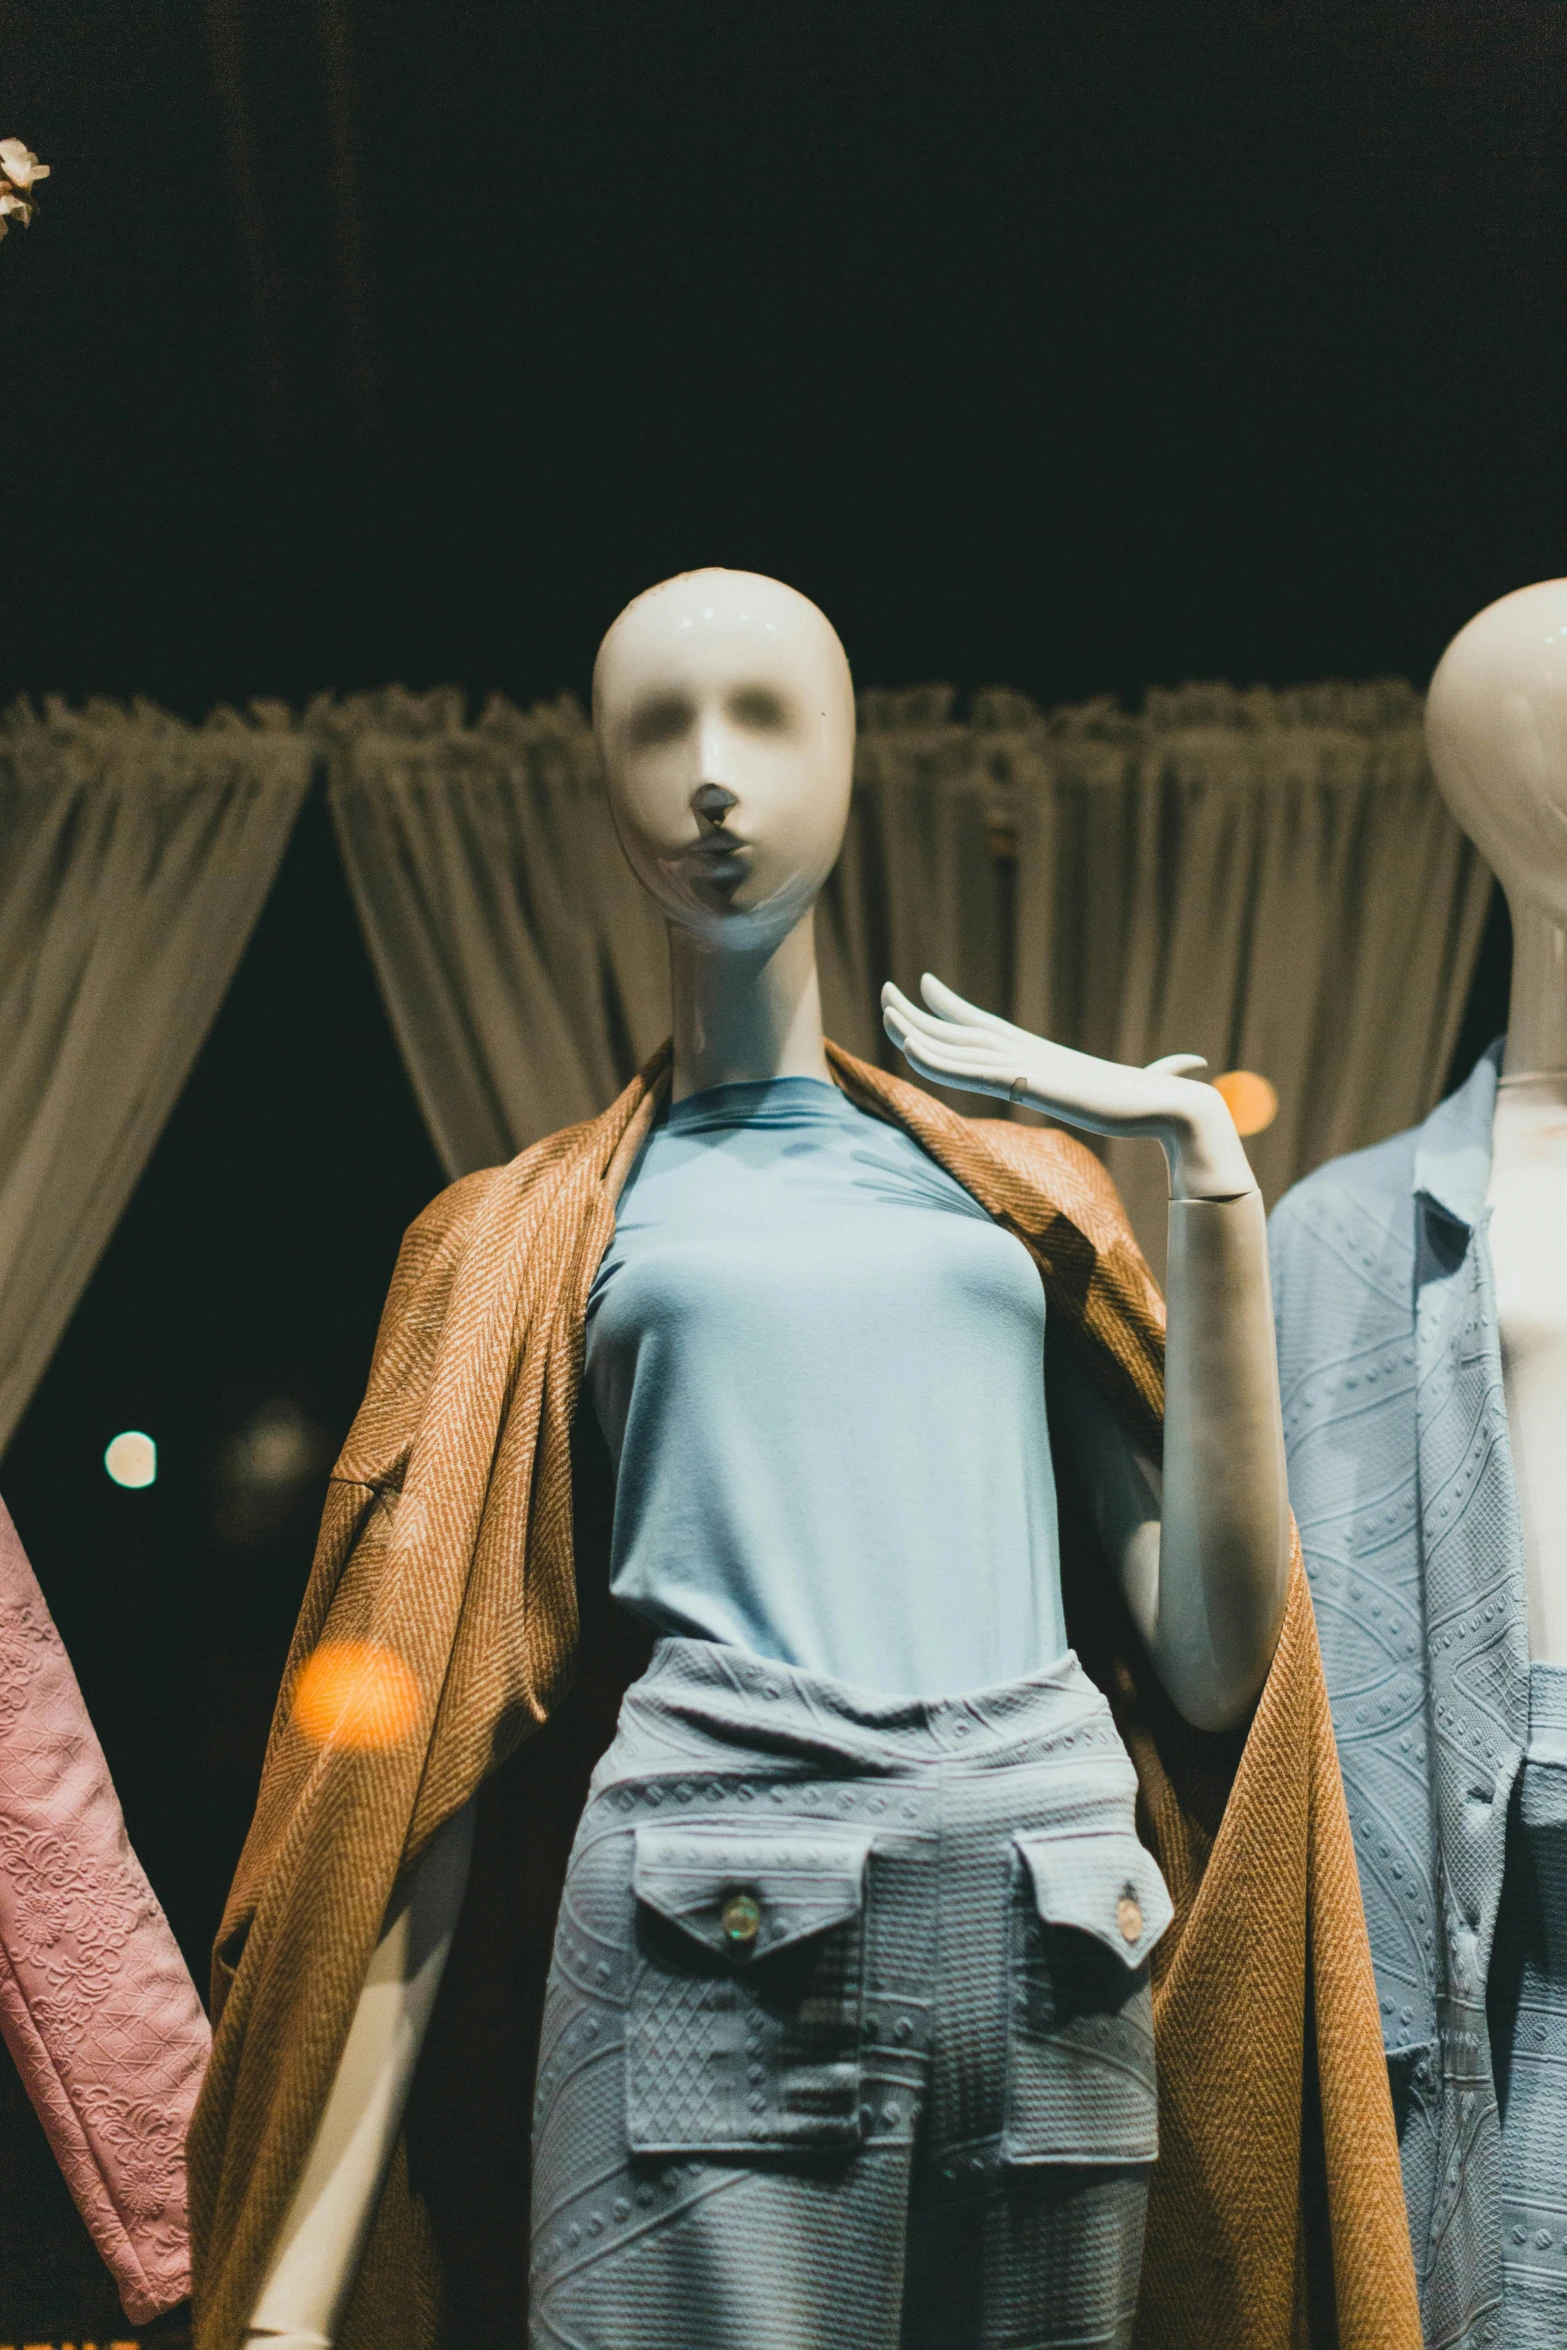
[668,907,832,1102]
[1504,896,1567,1078]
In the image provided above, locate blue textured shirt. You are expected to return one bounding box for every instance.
[1270,1042,1530,2349]
[584,1075,1068,1698]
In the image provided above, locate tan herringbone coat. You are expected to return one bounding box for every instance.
[190,1045,1421,2350]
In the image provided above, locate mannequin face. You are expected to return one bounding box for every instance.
[593,568,856,951]
[1427,579,1567,929]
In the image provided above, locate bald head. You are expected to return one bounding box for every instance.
[1427,579,1567,927]
[593,568,856,947]
[595,569,852,712]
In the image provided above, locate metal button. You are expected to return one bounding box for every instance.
[722,1891,762,1945]
[1117,1894,1143,1944]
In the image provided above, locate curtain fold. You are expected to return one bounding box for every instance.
[327,676,1490,1275]
[0,698,314,1451]
[1001,680,1489,1269]
[324,688,667,1179]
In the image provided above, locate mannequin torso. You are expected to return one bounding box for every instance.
[585,1072,1069,1694]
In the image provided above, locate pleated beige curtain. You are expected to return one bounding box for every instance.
[0,699,314,1450]
[324,689,668,1178]
[326,678,1492,1274]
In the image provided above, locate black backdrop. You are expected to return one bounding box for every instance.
[0,0,1551,2330]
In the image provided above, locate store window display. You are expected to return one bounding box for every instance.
[192,573,1418,2350]
[1270,578,1567,2350]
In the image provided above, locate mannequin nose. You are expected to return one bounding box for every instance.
[692,782,738,829]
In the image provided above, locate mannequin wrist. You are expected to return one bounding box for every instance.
[1158,1101,1258,1202]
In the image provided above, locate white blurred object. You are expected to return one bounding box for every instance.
[214,1399,331,1544]
[103,1430,156,1489]
[229,1399,318,1488]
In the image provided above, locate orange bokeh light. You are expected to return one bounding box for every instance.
[291,1640,421,1751]
[1212,1069,1279,1138]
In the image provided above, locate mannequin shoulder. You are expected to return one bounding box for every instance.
[963,1113,1129,1222]
[346,1122,604,1475]
[1271,1125,1418,1253]
[383,1120,603,1318]
[399,1162,508,1261]
[400,1121,601,1253]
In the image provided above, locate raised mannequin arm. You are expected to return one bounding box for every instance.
[243,1800,474,2350]
[1051,1188,1285,1728]
[883,974,1289,1731]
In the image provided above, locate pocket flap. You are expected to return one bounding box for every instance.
[633,1823,872,1961]
[1015,1830,1172,1969]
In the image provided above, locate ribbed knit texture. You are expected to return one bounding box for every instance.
[189,1043,1420,2350]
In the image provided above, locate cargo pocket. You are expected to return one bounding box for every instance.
[627,1821,872,2156]
[1002,1829,1171,2166]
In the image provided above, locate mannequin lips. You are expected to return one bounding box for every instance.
[688,830,749,867]
[666,829,752,906]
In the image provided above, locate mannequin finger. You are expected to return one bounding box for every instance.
[883,1002,1002,1072]
[913,1003,1112,1089]
[886,992,1002,1055]
[1145,1052,1208,1077]
[917,972,1018,1037]
[885,1028,1013,1084]
[895,1040,1013,1100]
[880,982,951,1041]
[881,1005,930,1061]
[883,1018,1013,1077]
[881,981,975,1042]
[886,986,1030,1077]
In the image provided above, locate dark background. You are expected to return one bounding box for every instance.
[0,0,1551,2329]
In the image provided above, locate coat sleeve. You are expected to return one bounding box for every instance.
[0,1496,211,2322]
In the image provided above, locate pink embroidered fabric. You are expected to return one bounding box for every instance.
[0,1495,210,2320]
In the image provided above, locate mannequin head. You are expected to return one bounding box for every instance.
[1427,579,1567,929]
[593,568,856,952]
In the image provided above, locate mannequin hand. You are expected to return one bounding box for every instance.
[881,974,1257,1202]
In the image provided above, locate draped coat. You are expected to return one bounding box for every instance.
[190,1045,1421,2350]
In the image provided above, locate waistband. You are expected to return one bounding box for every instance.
[611,1634,1125,1777]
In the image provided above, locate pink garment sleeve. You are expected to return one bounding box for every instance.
[0,1495,211,2322]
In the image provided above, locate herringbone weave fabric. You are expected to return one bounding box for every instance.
[189,1044,1420,2350]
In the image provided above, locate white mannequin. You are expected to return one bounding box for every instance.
[243,568,1291,2346]
[1426,577,1567,1666]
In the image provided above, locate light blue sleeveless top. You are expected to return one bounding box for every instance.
[583,1075,1067,1698]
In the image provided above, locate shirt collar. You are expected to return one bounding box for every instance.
[1412,1038,1505,1231]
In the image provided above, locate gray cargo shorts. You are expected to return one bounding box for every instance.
[530,1636,1171,2350]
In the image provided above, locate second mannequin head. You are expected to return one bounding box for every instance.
[593,568,856,952]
